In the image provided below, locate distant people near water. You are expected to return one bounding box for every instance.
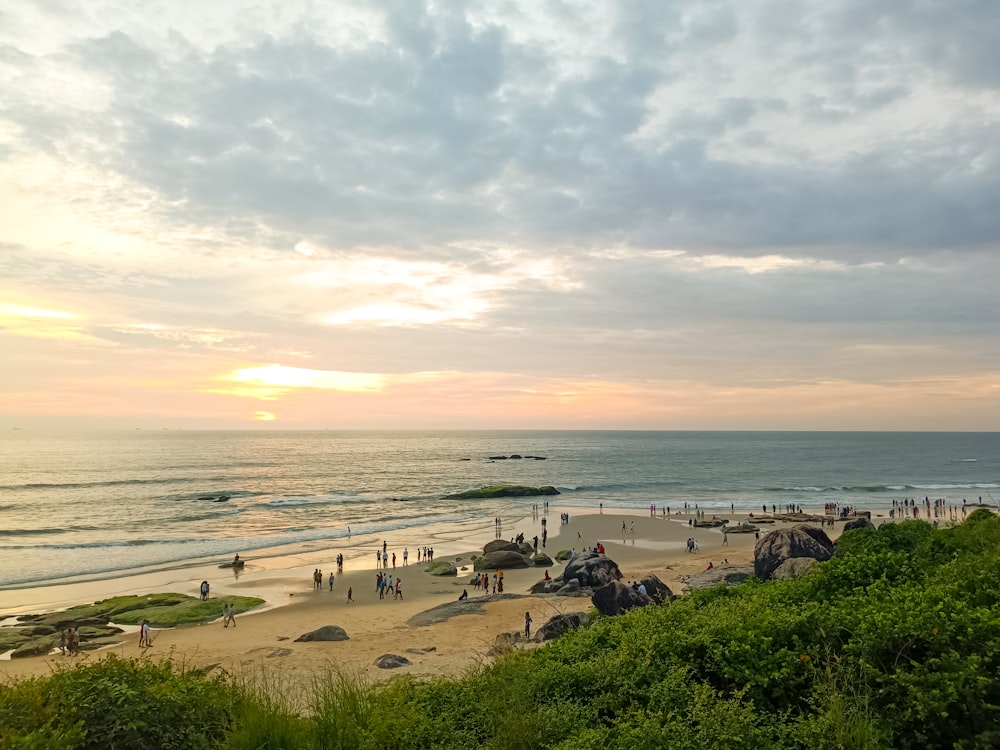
[200,580,210,600]
[223,603,236,628]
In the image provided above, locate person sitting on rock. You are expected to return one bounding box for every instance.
[706,561,714,570]
[543,570,551,581]
[458,589,468,601]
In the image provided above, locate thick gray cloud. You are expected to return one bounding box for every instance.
[4,0,998,260]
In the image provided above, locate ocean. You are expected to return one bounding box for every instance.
[1,430,997,590]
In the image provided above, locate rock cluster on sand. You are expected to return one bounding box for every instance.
[753,524,835,581]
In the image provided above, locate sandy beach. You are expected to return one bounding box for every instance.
[0,504,890,684]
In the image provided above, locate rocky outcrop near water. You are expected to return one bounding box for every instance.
[638,574,675,603]
[443,485,560,499]
[754,524,834,581]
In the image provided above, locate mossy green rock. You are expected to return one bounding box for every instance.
[532,552,554,566]
[15,593,265,630]
[443,485,561,500]
[555,549,573,562]
[425,561,458,576]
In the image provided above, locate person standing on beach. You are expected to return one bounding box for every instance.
[328,571,335,591]
[524,611,533,639]
[223,603,236,628]
[59,629,66,655]
[403,548,408,565]
[347,586,353,603]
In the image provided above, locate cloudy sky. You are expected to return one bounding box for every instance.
[2,0,998,430]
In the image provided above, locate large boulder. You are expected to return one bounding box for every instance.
[754,524,834,581]
[843,517,875,532]
[531,552,553,567]
[555,579,588,597]
[295,625,349,642]
[554,549,573,562]
[484,540,519,554]
[474,550,530,571]
[562,551,623,588]
[535,613,590,642]
[591,581,651,616]
[638,574,674,603]
[771,557,817,580]
[425,561,458,576]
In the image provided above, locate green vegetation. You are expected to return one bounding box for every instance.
[443,485,560,499]
[4,512,1000,748]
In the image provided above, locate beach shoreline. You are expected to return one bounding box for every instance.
[0,503,951,684]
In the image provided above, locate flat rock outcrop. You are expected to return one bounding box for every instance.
[754,524,834,581]
[591,580,651,616]
[679,563,755,590]
[294,625,349,642]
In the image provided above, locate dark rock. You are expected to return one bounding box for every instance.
[754,524,834,581]
[484,540,520,554]
[679,564,755,590]
[406,594,526,627]
[517,543,534,556]
[509,454,522,459]
[375,654,411,669]
[592,580,651,616]
[474,550,530,571]
[638,574,674,603]
[445,485,560,499]
[535,612,590,641]
[772,557,817,580]
[294,625,349,642]
[11,635,59,658]
[531,552,553,566]
[562,551,623,588]
[528,579,562,594]
[843,517,876,532]
[555,579,585,596]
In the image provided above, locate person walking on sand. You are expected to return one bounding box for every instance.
[223,603,236,628]
[328,571,335,591]
[347,586,353,603]
[524,611,533,639]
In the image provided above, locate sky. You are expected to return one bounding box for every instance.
[1,0,998,430]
